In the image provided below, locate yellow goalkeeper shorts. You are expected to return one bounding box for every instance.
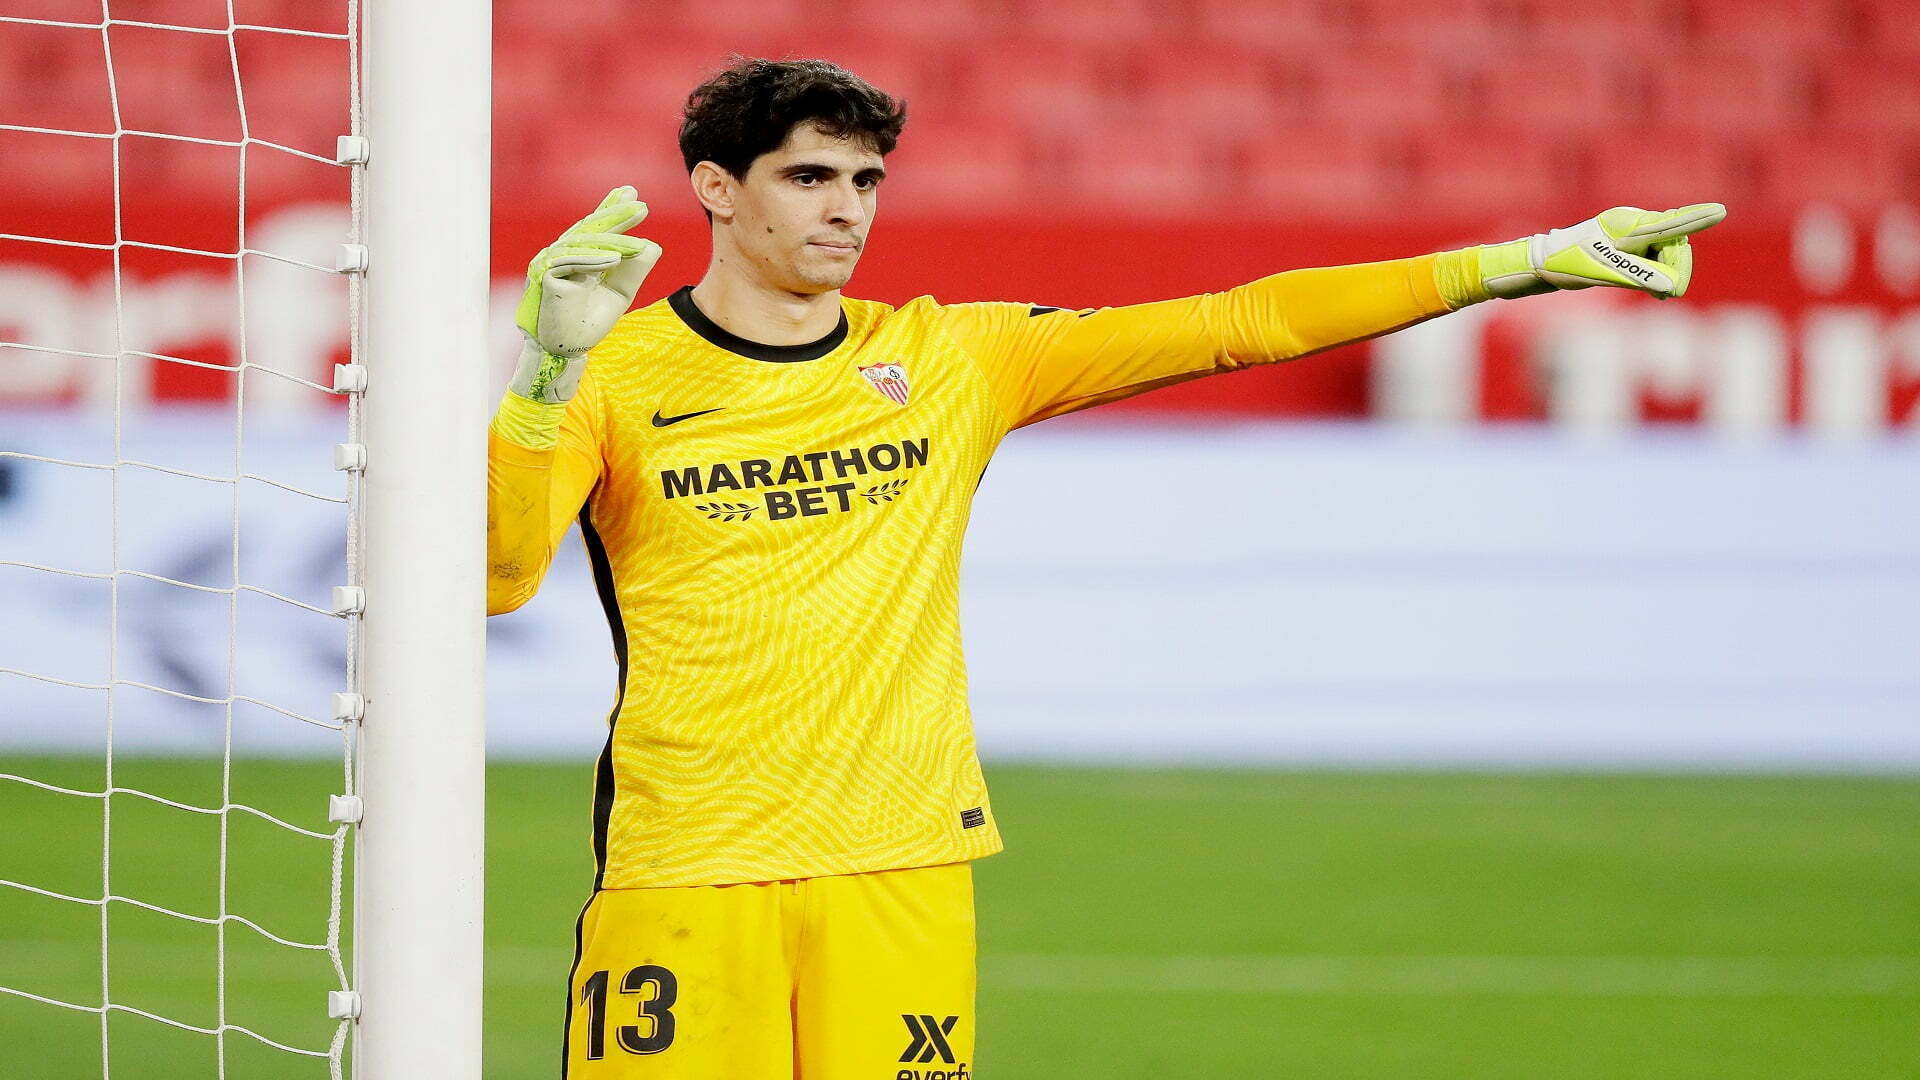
[562,860,976,1079]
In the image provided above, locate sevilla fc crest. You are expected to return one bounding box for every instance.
[858,361,909,406]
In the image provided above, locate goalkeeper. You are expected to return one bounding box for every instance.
[487,57,1724,1080]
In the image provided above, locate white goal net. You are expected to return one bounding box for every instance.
[0,1,488,1076]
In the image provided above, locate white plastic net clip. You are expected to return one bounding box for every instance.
[333,443,367,473]
[332,363,368,394]
[335,244,369,274]
[335,135,370,165]
[328,794,363,824]
[327,990,362,1020]
[331,586,366,617]
[332,691,365,722]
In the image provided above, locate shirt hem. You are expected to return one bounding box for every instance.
[597,829,1005,890]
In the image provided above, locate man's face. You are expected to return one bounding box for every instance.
[721,122,884,294]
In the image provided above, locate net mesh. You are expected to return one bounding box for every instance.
[0,1,365,1076]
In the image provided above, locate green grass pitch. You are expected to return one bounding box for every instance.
[2,756,1916,1078]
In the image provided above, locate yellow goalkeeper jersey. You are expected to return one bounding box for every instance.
[487,255,1455,889]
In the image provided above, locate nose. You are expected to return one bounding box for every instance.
[825,177,866,228]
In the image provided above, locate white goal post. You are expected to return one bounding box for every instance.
[0,0,491,1074]
[353,0,491,1075]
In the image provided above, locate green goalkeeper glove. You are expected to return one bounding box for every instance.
[1478,203,1727,301]
[508,186,662,405]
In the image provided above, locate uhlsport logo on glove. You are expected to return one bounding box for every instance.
[1588,239,1657,284]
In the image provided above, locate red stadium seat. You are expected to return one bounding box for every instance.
[836,0,1013,39]
[1762,132,1915,214]
[1566,125,1764,216]
[1681,0,1859,56]
[1114,44,1289,135]
[226,0,349,34]
[964,41,1114,133]
[1348,0,1508,51]
[1505,0,1684,52]
[1242,126,1407,220]
[666,0,819,36]
[0,23,113,136]
[110,24,245,144]
[492,0,632,33]
[229,30,350,158]
[1017,120,1220,213]
[1304,47,1464,128]
[493,49,567,127]
[1189,0,1347,47]
[997,0,1171,44]
[0,0,100,22]
[1401,126,1566,217]
[1641,49,1817,133]
[1811,55,1920,136]
[884,124,1030,214]
[1470,48,1632,134]
[0,128,115,234]
[1860,0,1920,59]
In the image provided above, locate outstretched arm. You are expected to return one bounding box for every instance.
[941,203,1726,431]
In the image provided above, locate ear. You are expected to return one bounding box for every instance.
[690,161,736,224]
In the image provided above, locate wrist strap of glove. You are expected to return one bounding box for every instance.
[506,337,586,405]
[1478,236,1556,300]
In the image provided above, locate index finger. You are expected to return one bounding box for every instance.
[1619,203,1727,247]
[565,188,648,238]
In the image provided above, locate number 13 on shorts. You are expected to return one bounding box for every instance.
[577,964,678,1058]
[564,862,977,1078]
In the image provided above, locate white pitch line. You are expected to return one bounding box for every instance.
[984,953,1920,997]
[471,948,1920,997]
[5,942,1914,997]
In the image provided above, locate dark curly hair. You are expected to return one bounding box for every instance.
[679,57,907,180]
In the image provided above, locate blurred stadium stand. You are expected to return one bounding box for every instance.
[1,0,1917,428]
[0,0,1914,219]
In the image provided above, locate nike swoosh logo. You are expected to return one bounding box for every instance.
[652,407,725,427]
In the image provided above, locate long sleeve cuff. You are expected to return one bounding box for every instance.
[1431,247,1491,309]
[489,389,569,450]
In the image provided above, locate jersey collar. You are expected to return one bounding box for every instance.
[669,285,849,364]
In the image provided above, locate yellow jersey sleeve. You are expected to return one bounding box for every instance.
[937,253,1454,429]
[485,363,605,615]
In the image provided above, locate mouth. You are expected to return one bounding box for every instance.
[807,241,859,254]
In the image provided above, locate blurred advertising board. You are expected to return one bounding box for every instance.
[3,411,1916,767]
[2,203,1917,435]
